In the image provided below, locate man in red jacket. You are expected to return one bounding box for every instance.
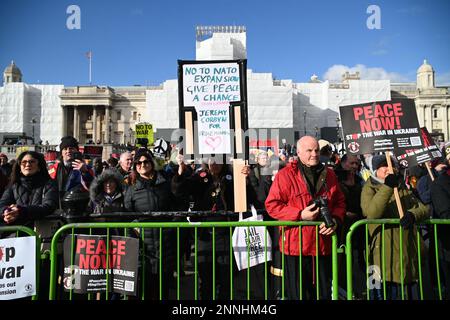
[265,136,346,300]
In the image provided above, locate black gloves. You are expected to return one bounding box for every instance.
[400,211,416,230]
[384,174,400,188]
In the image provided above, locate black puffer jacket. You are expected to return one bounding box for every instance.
[0,174,58,227]
[89,169,125,215]
[431,169,450,261]
[248,164,273,210]
[124,172,175,274]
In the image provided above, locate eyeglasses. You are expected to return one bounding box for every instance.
[136,160,151,166]
[21,159,37,166]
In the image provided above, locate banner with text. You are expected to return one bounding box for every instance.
[396,127,443,168]
[0,236,36,300]
[63,235,139,296]
[181,62,242,154]
[339,99,423,154]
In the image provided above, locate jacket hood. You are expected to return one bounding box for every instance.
[90,169,124,202]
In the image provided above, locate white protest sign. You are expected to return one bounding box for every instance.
[182,62,241,154]
[197,105,231,154]
[0,236,36,300]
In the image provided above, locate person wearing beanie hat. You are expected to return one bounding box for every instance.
[48,136,94,207]
[59,136,79,151]
[361,152,429,300]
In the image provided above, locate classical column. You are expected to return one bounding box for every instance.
[105,106,110,143]
[92,106,97,143]
[73,106,79,140]
[426,104,433,132]
[443,105,449,141]
[416,104,424,127]
[62,106,67,137]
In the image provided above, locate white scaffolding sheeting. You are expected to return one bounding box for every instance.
[247,71,293,128]
[0,83,26,133]
[328,80,391,111]
[31,84,64,145]
[146,80,179,129]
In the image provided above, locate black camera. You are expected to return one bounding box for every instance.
[312,197,335,228]
[72,151,83,161]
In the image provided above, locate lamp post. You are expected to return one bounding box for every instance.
[128,127,133,145]
[303,111,307,136]
[336,117,341,143]
[30,118,36,144]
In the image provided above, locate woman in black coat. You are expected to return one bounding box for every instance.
[124,149,175,300]
[0,151,58,228]
[89,169,125,215]
[431,162,450,299]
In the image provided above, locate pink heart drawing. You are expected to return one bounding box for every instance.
[205,136,222,150]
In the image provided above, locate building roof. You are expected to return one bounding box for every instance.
[417,59,434,73]
[4,60,22,75]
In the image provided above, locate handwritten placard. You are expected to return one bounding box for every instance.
[182,63,241,106]
[182,62,241,154]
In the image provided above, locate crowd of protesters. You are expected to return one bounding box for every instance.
[1,134,450,301]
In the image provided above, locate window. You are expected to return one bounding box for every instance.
[133,112,137,121]
[433,108,438,119]
[117,111,121,121]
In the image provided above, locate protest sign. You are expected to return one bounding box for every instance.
[178,60,247,156]
[339,99,423,154]
[396,127,442,168]
[0,236,36,300]
[135,123,154,147]
[63,235,139,296]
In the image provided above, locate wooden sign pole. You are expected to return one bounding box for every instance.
[233,105,247,213]
[184,111,194,155]
[385,151,404,219]
[424,161,435,182]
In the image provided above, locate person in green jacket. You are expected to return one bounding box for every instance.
[361,154,429,300]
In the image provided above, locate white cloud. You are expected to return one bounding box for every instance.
[323,64,411,83]
[436,71,450,86]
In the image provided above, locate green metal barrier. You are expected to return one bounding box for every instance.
[49,221,339,300]
[345,219,450,300]
[0,225,41,300]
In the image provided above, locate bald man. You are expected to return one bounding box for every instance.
[265,136,346,300]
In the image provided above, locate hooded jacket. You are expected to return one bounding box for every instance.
[89,169,125,214]
[361,176,429,283]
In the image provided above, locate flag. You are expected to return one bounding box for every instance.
[85,51,92,59]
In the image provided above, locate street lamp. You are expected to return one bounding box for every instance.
[128,127,133,145]
[336,117,341,143]
[30,118,36,144]
[303,111,307,136]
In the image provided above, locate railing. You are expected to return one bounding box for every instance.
[0,225,41,300]
[48,220,339,300]
[346,219,450,300]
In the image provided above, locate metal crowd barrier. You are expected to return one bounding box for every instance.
[0,225,41,300]
[345,219,450,300]
[48,220,339,300]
